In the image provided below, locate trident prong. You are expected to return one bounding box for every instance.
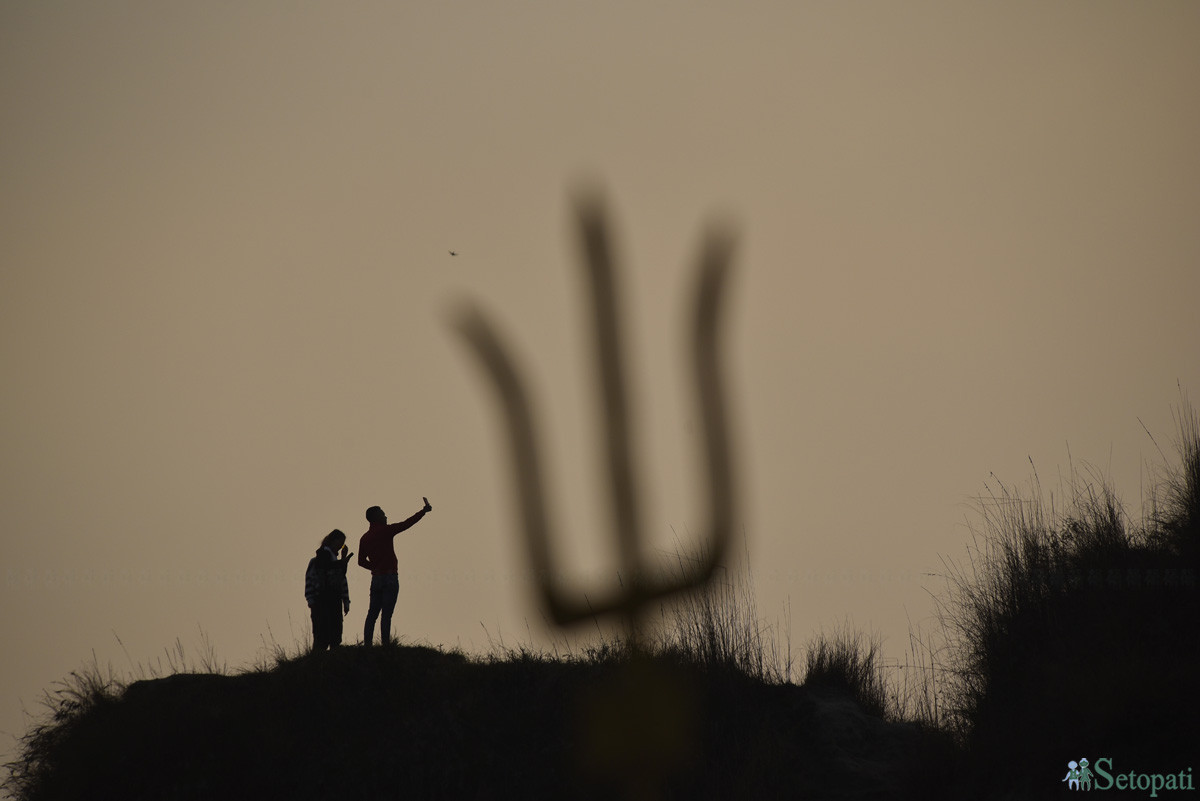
[453,187,737,644]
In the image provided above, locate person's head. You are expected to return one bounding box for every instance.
[321,529,346,551]
[365,506,386,525]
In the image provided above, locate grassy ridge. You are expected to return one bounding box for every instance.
[3,644,951,800]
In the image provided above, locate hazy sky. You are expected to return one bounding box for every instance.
[3,2,1199,764]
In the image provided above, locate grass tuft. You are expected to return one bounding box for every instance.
[802,627,890,719]
[648,530,794,683]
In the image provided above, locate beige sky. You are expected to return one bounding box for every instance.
[3,1,1199,763]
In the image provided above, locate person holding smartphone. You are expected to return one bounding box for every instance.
[358,497,433,645]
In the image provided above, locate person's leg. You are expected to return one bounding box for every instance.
[380,574,399,645]
[310,606,324,651]
[364,575,383,645]
[313,605,333,651]
[330,601,344,647]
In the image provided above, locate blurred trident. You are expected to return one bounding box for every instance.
[453,186,738,648]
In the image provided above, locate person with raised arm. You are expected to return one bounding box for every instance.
[358,497,433,645]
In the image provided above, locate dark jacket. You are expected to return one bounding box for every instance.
[305,547,350,608]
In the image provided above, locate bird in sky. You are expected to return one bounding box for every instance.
[449,250,458,256]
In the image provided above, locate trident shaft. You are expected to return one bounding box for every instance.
[453,188,737,646]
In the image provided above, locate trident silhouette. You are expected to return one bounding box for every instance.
[453,186,738,648]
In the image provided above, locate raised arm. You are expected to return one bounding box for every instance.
[387,509,425,536]
[388,498,433,536]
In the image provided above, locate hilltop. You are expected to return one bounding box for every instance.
[5,643,953,801]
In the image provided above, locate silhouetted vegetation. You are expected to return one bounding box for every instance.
[648,537,795,684]
[936,400,1199,794]
[803,628,891,721]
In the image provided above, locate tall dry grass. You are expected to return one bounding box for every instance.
[931,398,1199,779]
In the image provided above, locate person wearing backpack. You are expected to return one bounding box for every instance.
[305,529,353,651]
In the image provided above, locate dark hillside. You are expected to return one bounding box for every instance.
[7,644,953,801]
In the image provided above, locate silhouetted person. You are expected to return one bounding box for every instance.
[305,529,353,651]
[359,498,432,645]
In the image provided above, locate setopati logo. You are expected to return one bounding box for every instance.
[1062,758,1194,797]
